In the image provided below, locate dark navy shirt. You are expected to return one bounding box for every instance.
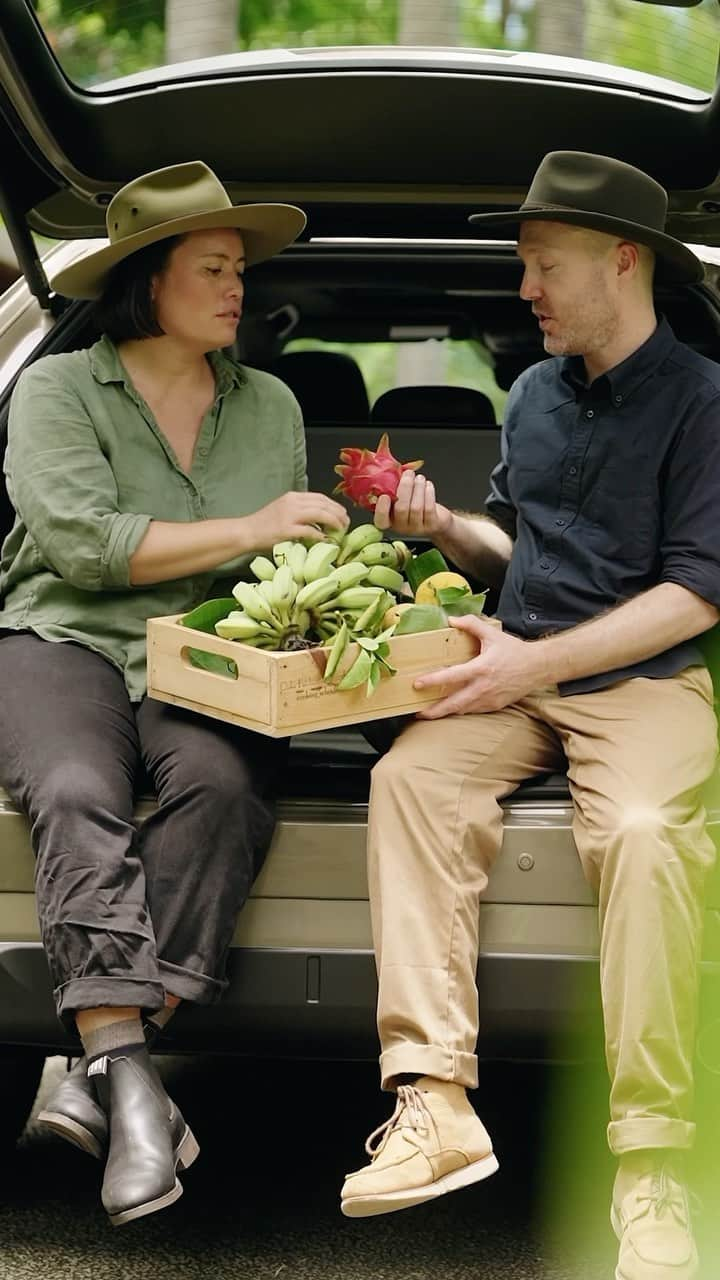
[485,317,720,694]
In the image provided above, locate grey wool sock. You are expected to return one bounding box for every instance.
[145,1004,177,1032]
[80,1017,145,1061]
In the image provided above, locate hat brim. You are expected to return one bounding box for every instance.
[50,202,307,300]
[467,206,704,285]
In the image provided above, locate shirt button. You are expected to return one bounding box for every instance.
[540,561,550,570]
[569,466,578,476]
[585,409,594,419]
[615,394,623,405]
[528,612,538,621]
[555,518,565,526]
[198,447,208,457]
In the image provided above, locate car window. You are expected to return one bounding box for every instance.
[283,337,509,422]
[31,1,720,97]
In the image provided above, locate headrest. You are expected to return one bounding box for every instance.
[269,351,370,422]
[370,384,496,427]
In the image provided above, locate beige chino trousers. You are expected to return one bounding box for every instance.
[368,667,718,1154]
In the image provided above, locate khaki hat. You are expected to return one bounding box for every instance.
[468,151,703,285]
[51,161,307,300]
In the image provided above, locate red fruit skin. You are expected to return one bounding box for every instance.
[333,433,423,511]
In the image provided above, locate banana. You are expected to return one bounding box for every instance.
[336,523,384,565]
[249,555,277,582]
[331,561,371,591]
[232,581,281,627]
[270,563,297,623]
[353,591,393,634]
[392,540,412,571]
[332,586,385,611]
[303,541,340,583]
[323,621,349,681]
[337,646,373,690]
[295,573,345,611]
[365,566,405,592]
[215,612,270,641]
[354,542,399,568]
[272,540,296,567]
[284,543,308,584]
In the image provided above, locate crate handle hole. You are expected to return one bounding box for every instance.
[181,646,239,680]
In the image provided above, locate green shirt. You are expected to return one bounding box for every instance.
[0,335,307,700]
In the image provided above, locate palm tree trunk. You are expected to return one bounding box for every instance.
[398,0,459,46]
[165,0,238,65]
[535,0,586,58]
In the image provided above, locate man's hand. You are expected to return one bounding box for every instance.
[374,471,453,537]
[414,615,545,718]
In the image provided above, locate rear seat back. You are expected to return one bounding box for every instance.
[371,384,497,427]
[269,350,370,422]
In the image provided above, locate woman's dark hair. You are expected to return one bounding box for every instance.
[93,234,185,343]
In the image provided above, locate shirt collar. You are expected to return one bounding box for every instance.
[89,334,247,395]
[560,315,677,406]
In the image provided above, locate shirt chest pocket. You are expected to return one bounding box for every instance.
[584,463,659,563]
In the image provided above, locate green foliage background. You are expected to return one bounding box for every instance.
[33,1,720,92]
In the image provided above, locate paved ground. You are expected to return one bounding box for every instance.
[0,1052,718,1280]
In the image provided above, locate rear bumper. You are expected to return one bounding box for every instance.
[2,940,719,1064]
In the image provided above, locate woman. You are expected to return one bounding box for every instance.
[0,161,348,1225]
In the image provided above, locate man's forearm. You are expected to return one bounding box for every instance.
[531,582,719,686]
[434,512,513,589]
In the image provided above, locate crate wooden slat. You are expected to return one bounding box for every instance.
[147,614,481,737]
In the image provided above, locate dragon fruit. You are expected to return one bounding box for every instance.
[333,432,423,511]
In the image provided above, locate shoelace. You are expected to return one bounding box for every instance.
[364,1085,439,1160]
[632,1167,696,1229]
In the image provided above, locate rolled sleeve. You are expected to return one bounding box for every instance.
[7,364,152,592]
[659,392,720,608]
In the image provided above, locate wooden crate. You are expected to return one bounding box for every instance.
[147,614,481,737]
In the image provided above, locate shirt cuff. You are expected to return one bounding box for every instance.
[101,512,152,588]
[660,566,720,611]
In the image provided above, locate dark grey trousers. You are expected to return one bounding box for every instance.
[0,633,286,1029]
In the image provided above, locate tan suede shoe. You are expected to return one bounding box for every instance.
[611,1166,699,1280]
[341,1076,498,1218]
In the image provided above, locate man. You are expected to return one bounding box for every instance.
[341,152,720,1280]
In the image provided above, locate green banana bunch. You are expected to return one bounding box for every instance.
[220,524,412,663]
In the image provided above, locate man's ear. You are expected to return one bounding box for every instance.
[616,240,640,279]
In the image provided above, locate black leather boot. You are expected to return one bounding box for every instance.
[91,1042,199,1226]
[36,1054,108,1158]
[36,1020,162,1160]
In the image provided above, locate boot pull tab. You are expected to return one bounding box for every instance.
[87,1055,109,1078]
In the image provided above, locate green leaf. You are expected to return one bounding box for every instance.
[444,591,488,620]
[436,585,471,606]
[393,604,449,635]
[181,598,237,634]
[186,648,238,679]
[366,660,382,696]
[406,548,450,595]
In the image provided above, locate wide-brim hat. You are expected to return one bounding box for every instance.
[51,160,307,300]
[468,151,703,285]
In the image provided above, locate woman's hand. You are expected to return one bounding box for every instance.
[245,491,350,549]
[374,471,453,538]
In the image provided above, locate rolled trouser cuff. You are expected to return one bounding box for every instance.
[379,1044,478,1092]
[56,976,166,1030]
[608,1117,696,1155]
[158,958,227,1004]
